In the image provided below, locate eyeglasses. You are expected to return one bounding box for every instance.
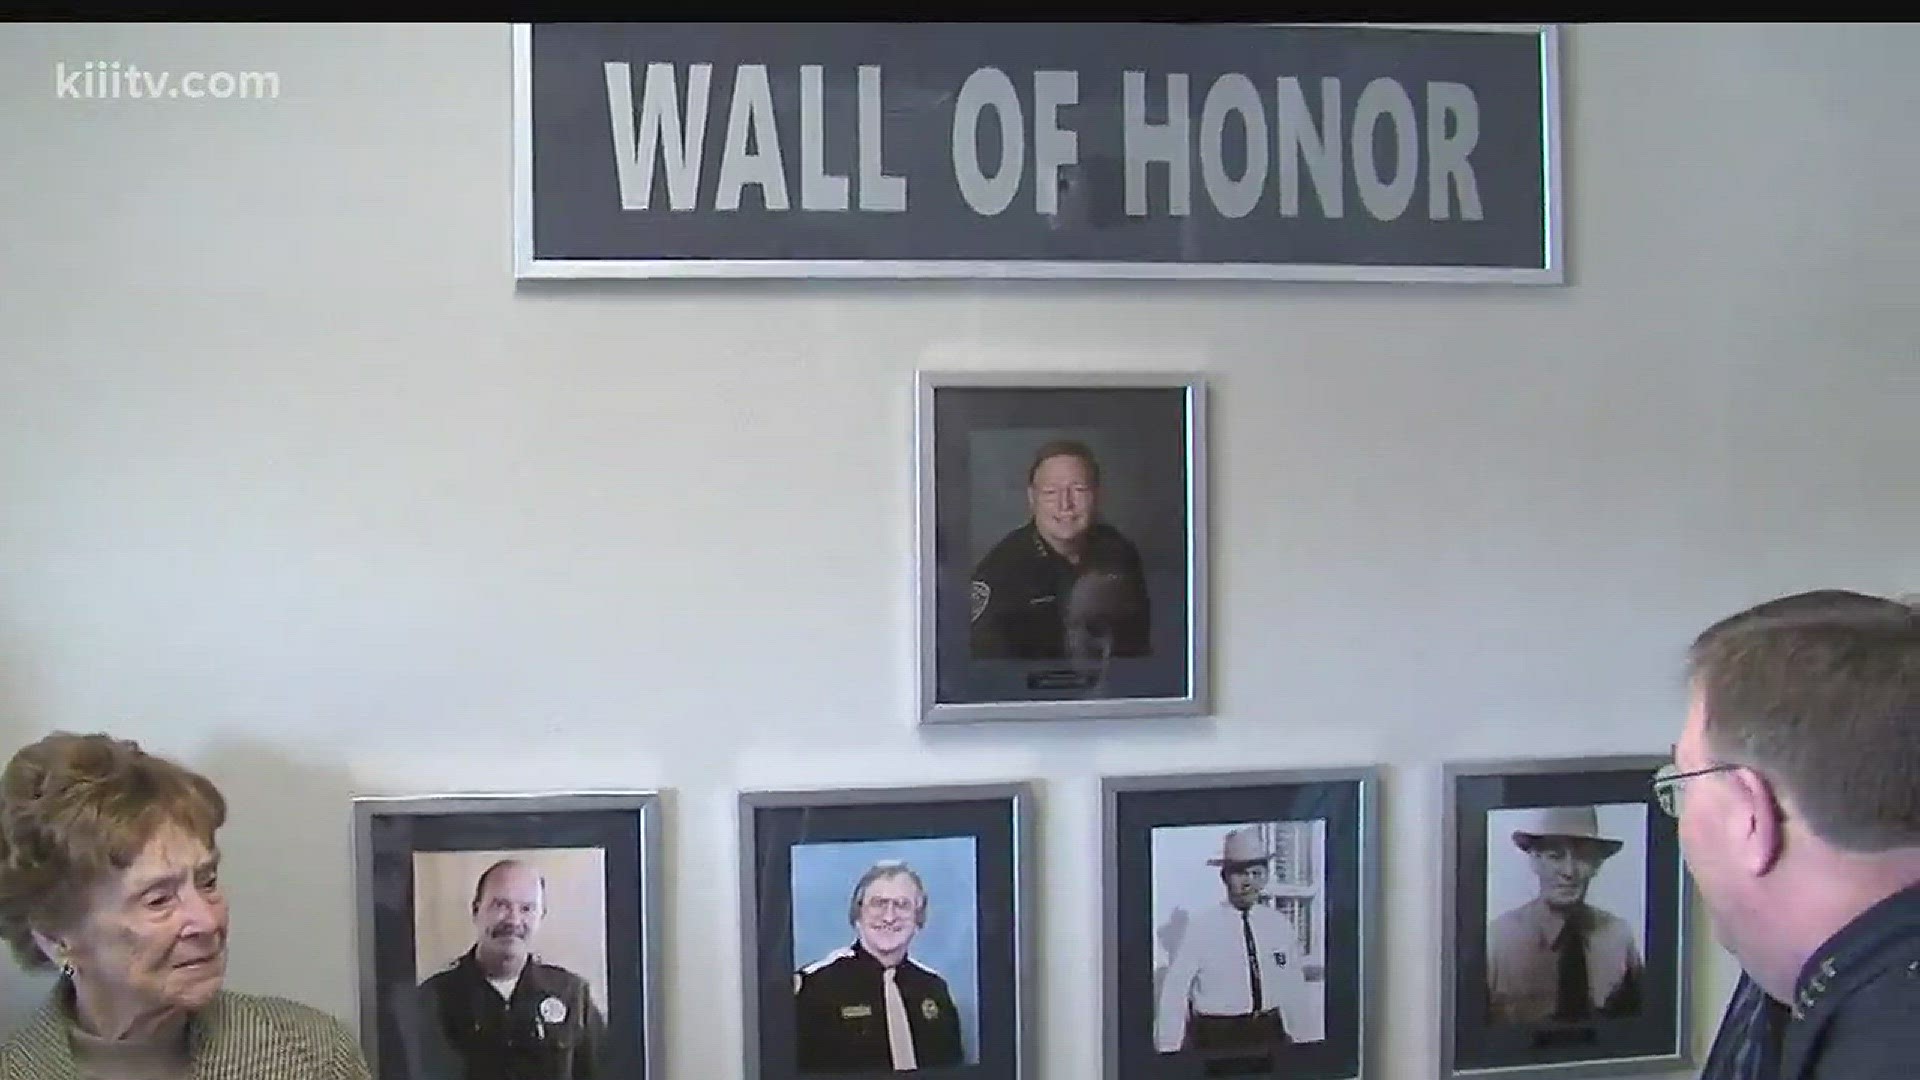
[1651,761,1740,817]
[861,896,917,916]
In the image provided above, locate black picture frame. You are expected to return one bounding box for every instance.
[350,791,665,1080]
[914,371,1209,725]
[1441,756,1692,1079]
[739,781,1035,1080]
[1102,767,1380,1080]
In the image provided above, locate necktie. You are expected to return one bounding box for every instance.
[1552,914,1592,1021]
[1240,910,1265,1013]
[882,967,918,1070]
[1701,975,1785,1080]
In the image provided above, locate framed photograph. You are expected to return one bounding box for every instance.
[351,791,664,1080]
[739,782,1035,1080]
[1441,756,1691,1079]
[915,371,1207,724]
[1102,768,1380,1080]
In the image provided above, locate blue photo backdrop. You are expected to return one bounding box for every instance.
[790,836,981,1064]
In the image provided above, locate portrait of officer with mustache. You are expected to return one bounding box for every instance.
[411,858,606,1080]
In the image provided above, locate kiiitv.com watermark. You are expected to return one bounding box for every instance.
[55,61,280,100]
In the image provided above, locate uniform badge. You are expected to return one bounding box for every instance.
[840,1004,873,1019]
[970,580,990,622]
[921,998,940,1020]
[539,996,568,1024]
[1273,950,1288,967]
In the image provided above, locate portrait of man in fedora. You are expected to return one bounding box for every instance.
[1485,805,1645,1026]
[1153,825,1312,1053]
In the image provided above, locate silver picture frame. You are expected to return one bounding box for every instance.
[1440,756,1692,1080]
[350,790,667,1080]
[914,371,1209,725]
[738,780,1038,1080]
[1101,767,1382,1080]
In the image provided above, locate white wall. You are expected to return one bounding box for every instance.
[2,20,1917,1079]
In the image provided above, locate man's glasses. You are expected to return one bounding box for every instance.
[1651,761,1740,817]
[861,896,917,916]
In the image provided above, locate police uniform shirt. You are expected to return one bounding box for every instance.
[1774,881,1920,1080]
[418,946,606,1080]
[1486,898,1643,1025]
[794,941,964,1073]
[968,522,1151,661]
[1154,901,1310,1053]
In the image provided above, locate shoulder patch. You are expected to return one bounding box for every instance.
[970,580,990,622]
[800,947,855,976]
[534,959,585,986]
[906,955,943,978]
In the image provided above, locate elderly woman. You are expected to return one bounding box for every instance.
[0,731,371,1079]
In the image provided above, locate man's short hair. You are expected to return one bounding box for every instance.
[846,860,929,928]
[1026,439,1101,486]
[471,858,547,913]
[1686,588,1920,852]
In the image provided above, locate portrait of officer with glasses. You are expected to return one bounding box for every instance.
[792,860,965,1073]
[967,439,1151,664]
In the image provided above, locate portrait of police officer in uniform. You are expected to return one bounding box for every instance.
[968,439,1151,665]
[411,858,607,1080]
[1485,805,1646,1027]
[1153,827,1315,1054]
[794,860,965,1073]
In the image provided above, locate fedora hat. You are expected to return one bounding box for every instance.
[1510,805,1623,858]
[1206,826,1272,867]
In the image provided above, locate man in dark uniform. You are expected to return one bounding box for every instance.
[968,439,1151,662]
[409,859,605,1080]
[794,860,965,1072]
[1664,589,1920,1080]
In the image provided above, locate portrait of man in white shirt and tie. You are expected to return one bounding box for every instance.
[1151,824,1321,1054]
